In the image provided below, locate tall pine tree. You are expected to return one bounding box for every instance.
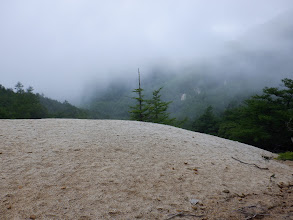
[146,87,175,125]
[129,70,176,125]
[129,69,148,121]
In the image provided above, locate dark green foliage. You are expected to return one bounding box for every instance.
[38,96,90,119]
[15,82,24,94]
[129,87,148,121]
[129,72,177,125]
[129,69,150,122]
[218,78,293,152]
[0,83,47,119]
[145,87,176,125]
[277,152,293,161]
[0,82,91,119]
[192,106,219,135]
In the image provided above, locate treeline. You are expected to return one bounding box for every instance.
[192,78,293,152]
[128,74,292,152]
[0,82,92,119]
[1,78,292,153]
[39,96,89,119]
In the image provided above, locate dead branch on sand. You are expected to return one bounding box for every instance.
[166,212,204,219]
[231,157,269,170]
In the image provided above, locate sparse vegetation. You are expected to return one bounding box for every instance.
[277,152,293,161]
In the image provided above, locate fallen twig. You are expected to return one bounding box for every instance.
[166,212,204,219]
[245,213,270,220]
[236,205,270,220]
[231,157,269,170]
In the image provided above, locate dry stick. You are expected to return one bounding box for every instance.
[166,212,204,220]
[236,205,270,220]
[231,157,269,170]
[245,213,270,220]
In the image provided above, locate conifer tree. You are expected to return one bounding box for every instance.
[192,106,219,135]
[146,87,176,125]
[129,69,148,121]
[218,78,293,152]
[129,70,176,125]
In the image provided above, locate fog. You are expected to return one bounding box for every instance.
[0,0,292,103]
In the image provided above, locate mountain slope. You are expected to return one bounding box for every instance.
[84,10,293,122]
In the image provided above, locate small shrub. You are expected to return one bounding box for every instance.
[277,152,293,161]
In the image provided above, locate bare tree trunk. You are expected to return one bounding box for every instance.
[138,68,143,121]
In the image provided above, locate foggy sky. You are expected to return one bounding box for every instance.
[0,0,292,103]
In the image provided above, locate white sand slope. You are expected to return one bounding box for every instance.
[0,119,292,219]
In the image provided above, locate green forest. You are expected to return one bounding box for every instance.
[0,82,91,119]
[192,78,293,153]
[127,75,293,153]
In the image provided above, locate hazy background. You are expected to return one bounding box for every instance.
[0,0,292,103]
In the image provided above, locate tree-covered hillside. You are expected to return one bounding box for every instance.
[0,82,97,119]
[0,83,47,119]
[193,78,293,152]
[38,96,89,119]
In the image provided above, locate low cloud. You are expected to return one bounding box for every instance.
[0,0,292,102]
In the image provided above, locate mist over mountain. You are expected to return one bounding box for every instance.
[1,1,292,104]
[82,9,293,122]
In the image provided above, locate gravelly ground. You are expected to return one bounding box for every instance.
[0,119,292,219]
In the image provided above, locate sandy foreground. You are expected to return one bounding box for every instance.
[0,119,292,220]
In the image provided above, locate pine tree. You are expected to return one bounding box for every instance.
[218,78,293,152]
[146,87,176,125]
[192,106,219,135]
[15,82,24,94]
[129,70,176,125]
[129,69,148,121]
